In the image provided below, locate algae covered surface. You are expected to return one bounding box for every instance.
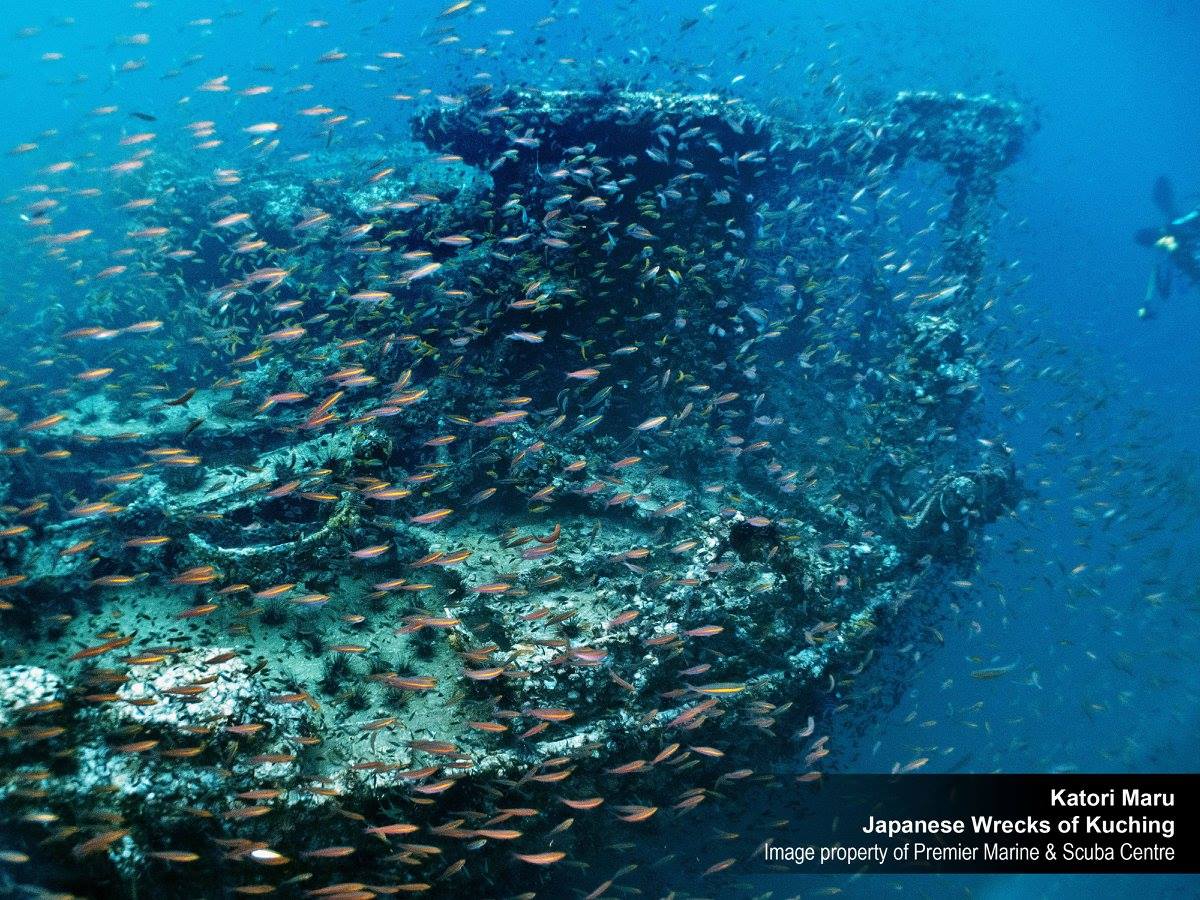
[0,2,1191,899]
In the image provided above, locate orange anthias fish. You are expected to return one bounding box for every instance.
[0,23,1060,897]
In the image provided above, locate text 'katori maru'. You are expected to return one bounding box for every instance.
[1050,788,1175,807]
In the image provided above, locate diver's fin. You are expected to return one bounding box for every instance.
[1143,263,1171,307]
[1134,226,1160,247]
[1154,260,1173,298]
[1152,175,1178,221]
[1139,269,1160,320]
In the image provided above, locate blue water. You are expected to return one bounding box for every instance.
[0,1,1196,897]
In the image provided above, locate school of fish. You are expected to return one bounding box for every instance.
[0,2,1192,899]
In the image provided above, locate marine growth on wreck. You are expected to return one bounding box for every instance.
[0,52,1029,900]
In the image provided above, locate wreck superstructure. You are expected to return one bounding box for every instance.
[0,86,1026,896]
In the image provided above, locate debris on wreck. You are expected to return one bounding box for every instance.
[0,83,1025,896]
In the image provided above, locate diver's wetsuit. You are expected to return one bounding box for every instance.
[1137,207,1200,318]
[1164,210,1200,283]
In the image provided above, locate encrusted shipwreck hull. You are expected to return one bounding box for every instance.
[417,85,1024,298]
[1,86,1023,895]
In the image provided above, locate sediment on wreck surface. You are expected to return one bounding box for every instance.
[1,84,1025,897]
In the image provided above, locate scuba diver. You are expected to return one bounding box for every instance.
[1135,176,1200,319]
